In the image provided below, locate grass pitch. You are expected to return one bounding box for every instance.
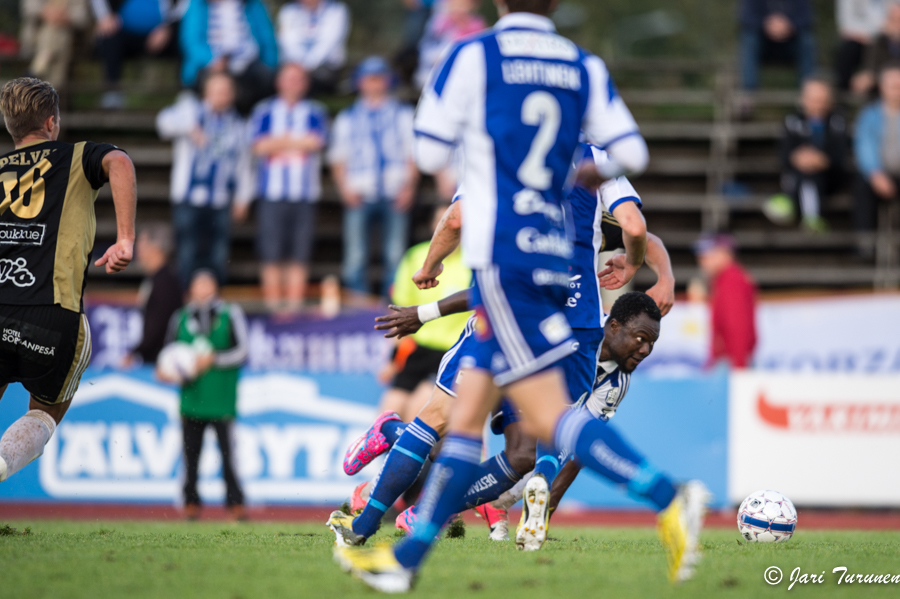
[2,520,900,598]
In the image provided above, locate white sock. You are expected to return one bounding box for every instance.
[491,470,533,511]
[0,410,56,482]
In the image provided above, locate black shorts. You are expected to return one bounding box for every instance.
[256,201,317,264]
[391,345,446,393]
[0,304,91,405]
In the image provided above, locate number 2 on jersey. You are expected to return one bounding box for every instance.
[0,158,50,219]
[517,91,561,191]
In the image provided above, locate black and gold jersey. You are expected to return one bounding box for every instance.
[599,212,624,252]
[0,140,120,313]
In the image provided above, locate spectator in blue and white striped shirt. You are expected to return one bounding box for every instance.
[328,56,418,297]
[277,0,350,95]
[157,71,254,286]
[180,0,278,115]
[245,63,327,313]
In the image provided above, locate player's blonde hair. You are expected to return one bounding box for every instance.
[0,77,59,142]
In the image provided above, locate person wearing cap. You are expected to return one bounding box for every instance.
[694,234,758,369]
[159,269,249,521]
[328,56,419,297]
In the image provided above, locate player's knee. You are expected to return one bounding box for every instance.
[28,396,70,424]
[507,449,535,476]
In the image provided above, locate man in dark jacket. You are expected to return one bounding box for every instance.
[765,77,848,231]
[739,0,817,90]
[125,223,183,365]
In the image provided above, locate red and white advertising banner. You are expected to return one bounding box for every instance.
[729,372,900,507]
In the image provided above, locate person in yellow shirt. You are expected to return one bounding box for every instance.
[379,204,472,422]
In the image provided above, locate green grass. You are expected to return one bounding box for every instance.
[2,520,900,598]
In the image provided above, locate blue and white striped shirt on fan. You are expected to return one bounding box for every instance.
[207,0,259,73]
[156,93,254,209]
[250,97,328,202]
[327,98,414,202]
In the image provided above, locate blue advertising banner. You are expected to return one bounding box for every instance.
[0,366,728,508]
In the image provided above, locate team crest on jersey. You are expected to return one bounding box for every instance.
[0,257,36,287]
[473,309,492,341]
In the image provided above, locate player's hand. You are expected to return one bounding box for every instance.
[341,189,363,209]
[95,239,133,274]
[574,159,605,192]
[413,264,443,289]
[597,254,639,290]
[374,305,423,339]
[646,278,675,317]
[190,128,207,148]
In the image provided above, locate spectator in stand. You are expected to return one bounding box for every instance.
[329,56,418,298]
[694,234,758,369]
[159,270,249,521]
[764,77,848,232]
[852,2,900,98]
[738,0,816,91]
[414,0,486,89]
[156,71,254,286]
[854,62,900,242]
[20,0,91,90]
[124,223,183,366]
[835,0,891,92]
[180,0,278,115]
[246,63,327,313]
[276,0,349,95]
[92,0,184,109]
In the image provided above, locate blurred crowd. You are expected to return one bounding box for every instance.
[10,0,900,315]
[15,0,486,311]
[740,0,900,245]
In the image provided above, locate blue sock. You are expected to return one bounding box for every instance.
[352,418,439,538]
[554,410,677,511]
[533,440,563,485]
[393,434,482,570]
[456,451,522,511]
[381,419,406,447]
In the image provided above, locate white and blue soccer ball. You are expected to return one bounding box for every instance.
[157,341,201,385]
[737,490,797,543]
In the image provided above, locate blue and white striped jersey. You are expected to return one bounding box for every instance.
[566,145,641,329]
[207,0,259,74]
[413,12,641,274]
[327,98,415,202]
[250,97,328,202]
[156,92,254,208]
[580,324,631,421]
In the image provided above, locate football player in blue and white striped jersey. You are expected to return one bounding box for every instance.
[331,0,707,590]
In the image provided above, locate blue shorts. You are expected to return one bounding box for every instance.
[435,315,477,397]
[489,326,603,434]
[468,265,575,387]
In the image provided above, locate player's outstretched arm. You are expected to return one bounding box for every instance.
[413,200,462,289]
[95,150,136,274]
[374,289,470,339]
[598,201,646,290]
[644,232,675,316]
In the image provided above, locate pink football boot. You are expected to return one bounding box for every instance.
[343,411,401,476]
[395,505,418,535]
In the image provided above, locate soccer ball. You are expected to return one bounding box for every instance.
[157,342,200,385]
[737,490,797,543]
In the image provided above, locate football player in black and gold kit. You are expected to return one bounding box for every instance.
[0,78,136,482]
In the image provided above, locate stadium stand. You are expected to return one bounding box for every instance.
[0,13,897,295]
